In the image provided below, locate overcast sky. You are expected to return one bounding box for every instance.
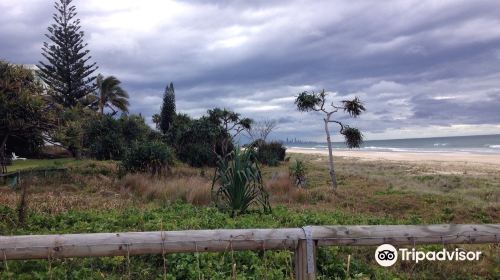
[2,0,500,141]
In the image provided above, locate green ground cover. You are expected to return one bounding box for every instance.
[0,155,498,279]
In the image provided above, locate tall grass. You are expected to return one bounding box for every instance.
[120,174,211,205]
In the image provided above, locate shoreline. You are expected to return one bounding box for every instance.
[287,148,500,165]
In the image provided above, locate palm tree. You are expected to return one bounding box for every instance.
[152,113,161,130]
[95,74,129,115]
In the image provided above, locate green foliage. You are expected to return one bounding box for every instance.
[4,133,45,158]
[212,148,271,216]
[38,0,98,108]
[171,114,233,167]
[93,74,129,115]
[255,141,287,166]
[160,82,175,133]
[295,91,325,112]
[294,89,366,188]
[342,97,365,117]
[51,107,93,158]
[0,203,404,279]
[207,108,252,156]
[160,108,251,167]
[341,126,363,148]
[152,113,161,130]
[121,141,174,175]
[164,113,193,148]
[289,159,306,187]
[84,115,125,160]
[0,61,54,170]
[118,115,153,145]
[77,114,152,160]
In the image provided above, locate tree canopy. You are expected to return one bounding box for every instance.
[160,82,175,134]
[0,61,55,172]
[94,74,129,115]
[38,0,98,108]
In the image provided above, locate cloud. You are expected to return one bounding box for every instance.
[1,0,500,141]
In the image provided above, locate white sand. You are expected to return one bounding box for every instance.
[287,148,500,166]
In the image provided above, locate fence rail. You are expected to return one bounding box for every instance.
[1,224,499,279]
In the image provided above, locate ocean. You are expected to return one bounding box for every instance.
[285,134,500,154]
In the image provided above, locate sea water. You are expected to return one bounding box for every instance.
[285,134,500,154]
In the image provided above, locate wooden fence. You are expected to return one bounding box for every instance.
[1,224,499,279]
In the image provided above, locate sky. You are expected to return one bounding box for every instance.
[1,0,500,141]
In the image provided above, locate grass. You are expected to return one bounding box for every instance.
[0,154,499,279]
[6,158,77,172]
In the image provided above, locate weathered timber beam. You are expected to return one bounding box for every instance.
[0,224,498,260]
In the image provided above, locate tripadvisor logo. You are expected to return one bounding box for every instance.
[375,244,482,267]
[375,244,398,267]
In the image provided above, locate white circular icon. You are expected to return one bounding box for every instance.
[375,244,398,267]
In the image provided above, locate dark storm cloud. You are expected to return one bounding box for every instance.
[2,0,500,140]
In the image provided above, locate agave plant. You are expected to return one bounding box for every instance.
[211,147,271,217]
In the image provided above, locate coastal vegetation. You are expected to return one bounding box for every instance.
[295,90,365,189]
[0,0,498,279]
[1,155,498,279]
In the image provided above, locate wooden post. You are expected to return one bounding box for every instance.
[295,240,316,280]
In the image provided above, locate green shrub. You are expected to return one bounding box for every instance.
[122,142,174,175]
[289,159,306,187]
[255,141,286,166]
[177,142,215,167]
[84,115,153,160]
[212,148,271,217]
[84,115,125,160]
[174,116,233,167]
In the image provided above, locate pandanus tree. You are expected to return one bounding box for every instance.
[95,74,129,115]
[295,89,366,189]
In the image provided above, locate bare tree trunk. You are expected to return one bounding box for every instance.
[324,117,337,189]
[99,101,104,115]
[0,133,9,174]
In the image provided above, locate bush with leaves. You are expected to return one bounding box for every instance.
[211,148,271,217]
[51,107,93,159]
[289,159,307,188]
[252,140,286,166]
[121,142,174,176]
[84,115,125,160]
[173,116,233,167]
[0,61,55,167]
[83,114,152,160]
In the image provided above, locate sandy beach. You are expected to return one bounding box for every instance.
[288,148,500,166]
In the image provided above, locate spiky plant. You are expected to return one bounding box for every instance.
[289,159,306,188]
[211,148,271,217]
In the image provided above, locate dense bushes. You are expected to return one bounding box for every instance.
[253,140,287,166]
[84,115,153,160]
[168,115,233,167]
[121,142,175,175]
[84,115,125,160]
[3,132,44,158]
